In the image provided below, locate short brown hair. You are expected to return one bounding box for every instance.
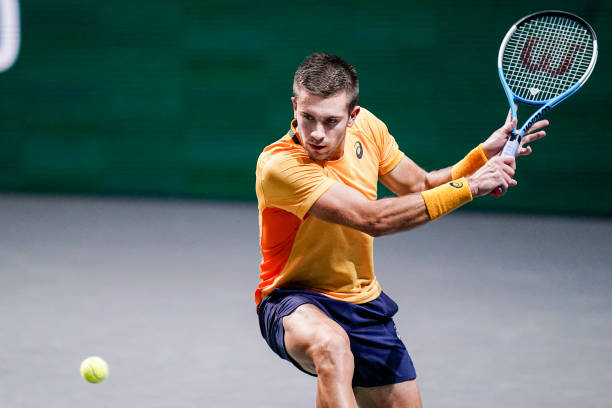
[293,53,359,111]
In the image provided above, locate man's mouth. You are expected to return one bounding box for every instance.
[308,143,325,151]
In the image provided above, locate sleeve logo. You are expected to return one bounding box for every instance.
[354,141,363,159]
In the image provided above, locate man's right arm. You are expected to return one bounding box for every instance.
[309,155,517,237]
[309,182,430,237]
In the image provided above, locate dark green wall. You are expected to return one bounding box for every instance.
[1,0,610,214]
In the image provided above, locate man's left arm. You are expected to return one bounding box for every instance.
[380,111,549,195]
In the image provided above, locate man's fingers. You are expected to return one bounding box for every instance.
[526,119,549,134]
[476,156,519,196]
[498,155,516,168]
[505,104,518,124]
[517,130,546,156]
[518,145,533,155]
[522,130,546,144]
[500,117,518,135]
[500,170,517,193]
[504,170,517,185]
[498,179,510,195]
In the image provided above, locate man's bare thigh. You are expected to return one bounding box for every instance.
[282,303,351,374]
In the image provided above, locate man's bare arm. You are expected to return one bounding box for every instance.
[309,182,430,237]
[310,155,517,237]
[379,156,452,196]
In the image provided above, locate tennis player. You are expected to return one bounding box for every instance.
[255,53,547,407]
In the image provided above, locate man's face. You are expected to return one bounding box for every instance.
[292,88,359,161]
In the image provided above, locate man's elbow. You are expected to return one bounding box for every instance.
[366,227,386,238]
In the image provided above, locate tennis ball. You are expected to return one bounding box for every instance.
[80,356,108,383]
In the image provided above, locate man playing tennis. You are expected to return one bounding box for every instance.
[255,53,547,407]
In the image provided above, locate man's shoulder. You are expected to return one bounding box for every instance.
[256,135,314,178]
[352,107,387,136]
[350,107,390,147]
[353,107,382,127]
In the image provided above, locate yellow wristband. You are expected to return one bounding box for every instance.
[420,178,473,221]
[451,144,488,179]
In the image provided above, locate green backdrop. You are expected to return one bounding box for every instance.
[1,0,610,214]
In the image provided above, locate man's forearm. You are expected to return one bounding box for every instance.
[424,166,453,190]
[361,193,431,236]
[424,145,489,191]
[311,178,473,238]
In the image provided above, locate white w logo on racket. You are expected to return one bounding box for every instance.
[0,0,20,73]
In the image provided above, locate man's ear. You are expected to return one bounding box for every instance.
[291,96,298,118]
[347,106,361,127]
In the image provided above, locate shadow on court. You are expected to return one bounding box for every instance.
[1,194,610,407]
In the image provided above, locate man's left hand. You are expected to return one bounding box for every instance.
[482,108,549,159]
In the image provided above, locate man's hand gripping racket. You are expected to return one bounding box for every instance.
[490,10,598,196]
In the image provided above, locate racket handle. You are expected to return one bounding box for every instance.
[490,134,521,196]
[500,136,521,157]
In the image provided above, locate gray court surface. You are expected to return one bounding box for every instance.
[1,193,610,407]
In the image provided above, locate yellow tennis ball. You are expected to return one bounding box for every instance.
[80,356,108,383]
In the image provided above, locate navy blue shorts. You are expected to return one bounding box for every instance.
[257,288,417,387]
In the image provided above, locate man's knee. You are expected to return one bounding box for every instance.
[283,304,354,375]
[309,329,354,376]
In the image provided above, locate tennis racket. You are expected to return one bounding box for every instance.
[491,10,598,196]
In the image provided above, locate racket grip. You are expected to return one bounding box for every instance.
[490,135,521,196]
[500,137,520,157]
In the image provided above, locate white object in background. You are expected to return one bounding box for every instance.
[0,0,20,73]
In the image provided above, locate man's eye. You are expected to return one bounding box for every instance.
[327,119,338,125]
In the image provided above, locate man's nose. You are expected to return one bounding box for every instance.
[311,122,325,142]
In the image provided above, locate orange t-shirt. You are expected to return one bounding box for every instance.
[254,108,404,305]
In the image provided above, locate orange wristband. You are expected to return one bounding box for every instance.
[451,144,488,179]
[420,178,473,221]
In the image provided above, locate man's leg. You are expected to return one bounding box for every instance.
[353,380,423,408]
[283,303,358,408]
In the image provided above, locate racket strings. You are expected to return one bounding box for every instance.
[502,15,594,102]
[508,19,587,99]
[508,17,588,94]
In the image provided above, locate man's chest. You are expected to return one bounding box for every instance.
[323,132,379,200]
